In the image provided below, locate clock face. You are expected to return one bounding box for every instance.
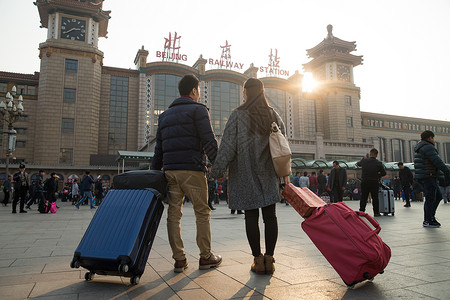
[337,64,351,82]
[60,17,86,41]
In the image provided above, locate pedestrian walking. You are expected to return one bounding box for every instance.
[210,78,289,275]
[398,162,413,207]
[328,161,347,203]
[357,149,386,217]
[151,74,222,273]
[74,171,97,210]
[2,175,12,206]
[414,130,450,228]
[12,164,29,213]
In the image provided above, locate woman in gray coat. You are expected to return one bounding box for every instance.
[210,78,289,275]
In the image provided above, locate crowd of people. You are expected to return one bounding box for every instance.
[3,74,449,276]
[149,74,450,275]
[1,166,107,213]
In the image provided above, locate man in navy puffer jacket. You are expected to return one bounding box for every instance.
[151,74,222,273]
[414,130,450,228]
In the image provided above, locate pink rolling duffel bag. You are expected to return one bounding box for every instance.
[301,202,391,288]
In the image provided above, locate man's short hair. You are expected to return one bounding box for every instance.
[295,171,300,176]
[370,148,378,156]
[39,170,45,173]
[85,171,90,175]
[333,161,339,165]
[421,130,434,141]
[303,172,308,176]
[319,169,324,174]
[397,162,404,166]
[178,74,199,96]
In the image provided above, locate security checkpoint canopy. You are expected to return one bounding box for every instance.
[116,151,154,173]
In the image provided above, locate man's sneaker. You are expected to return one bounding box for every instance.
[25,205,31,210]
[199,253,222,270]
[174,259,188,273]
[75,205,79,210]
[431,218,441,227]
[423,221,440,228]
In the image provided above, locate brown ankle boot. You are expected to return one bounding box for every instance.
[264,254,275,274]
[251,254,265,274]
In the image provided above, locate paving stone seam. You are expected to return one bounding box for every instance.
[402,287,441,300]
[26,282,36,299]
[149,264,191,299]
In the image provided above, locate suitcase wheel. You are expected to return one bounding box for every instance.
[84,272,95,281]
[70,259,80,269]
[118,263,129,273]
[130,276,140,285]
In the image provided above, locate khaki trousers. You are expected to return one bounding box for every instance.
[165,170,212,260]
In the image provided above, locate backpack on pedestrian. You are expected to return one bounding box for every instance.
[38,198,51,213]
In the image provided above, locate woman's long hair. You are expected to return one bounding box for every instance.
[237,78,273,136]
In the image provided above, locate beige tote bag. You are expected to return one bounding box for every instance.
[269,121,292,177]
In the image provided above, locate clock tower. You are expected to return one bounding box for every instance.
[34,0,110,165]
[304,25,363,142]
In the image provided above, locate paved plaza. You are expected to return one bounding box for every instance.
[1,197,450,299]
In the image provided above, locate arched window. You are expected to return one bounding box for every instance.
[210,81,240,135]
[379,137,387,161]
[108,76,129,155]
[444,143,450,163]
[391,139,404,162]
[153,74,182,133]
[265,88,287,123]
[409,140,419,163]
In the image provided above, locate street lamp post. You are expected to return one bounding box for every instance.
[0,86,24,177]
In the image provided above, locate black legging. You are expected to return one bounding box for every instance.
[244,203,278,257]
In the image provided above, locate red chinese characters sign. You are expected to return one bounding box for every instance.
[156,31,188,62]
[259,48,289,77]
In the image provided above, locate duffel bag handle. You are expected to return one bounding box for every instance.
[355,210,381,236]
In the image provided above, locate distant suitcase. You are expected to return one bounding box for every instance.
[113,170,168,197]
[415,191,424,201]
[282,183,326,218]
[378,189,395,216]
[70,189,164,285]
[302,202,391,288]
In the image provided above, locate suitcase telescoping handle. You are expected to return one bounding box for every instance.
[355,211,381,239]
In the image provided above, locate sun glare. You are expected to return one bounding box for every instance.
[302,72,317,92]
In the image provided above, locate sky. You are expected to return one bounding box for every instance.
[1,0,449,121]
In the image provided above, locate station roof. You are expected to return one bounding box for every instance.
[114,152,450,172]
[116,151,154,161]
[291,158,447,171]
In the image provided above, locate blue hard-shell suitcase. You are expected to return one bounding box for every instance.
[70,189,164,285]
